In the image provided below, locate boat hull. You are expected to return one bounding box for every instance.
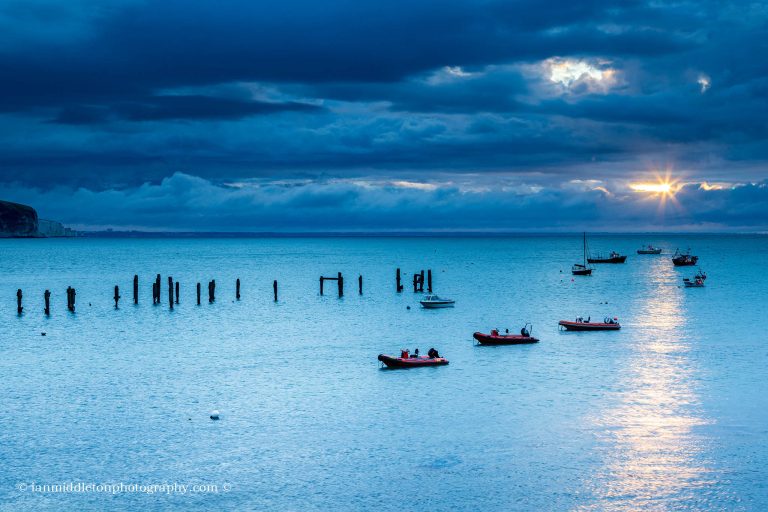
[473,332,539,345]
[558,320,621,331]
[378,354,449,368]
[587,256,627,264]
[420,301,455,308]
[572,268,592,276]
[673,257,698,266]
[637,249,662,254]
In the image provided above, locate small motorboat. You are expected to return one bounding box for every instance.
[378,350,449,368]
[572,232,593,275]
[672,248,698,266]
[683,270,707,287]
[637,245,662,255]
[588,251,627,264]
[474,325,539,345]
[558,317,621,331]
[420,295,455,308]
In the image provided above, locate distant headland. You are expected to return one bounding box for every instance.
[0,200,78,238]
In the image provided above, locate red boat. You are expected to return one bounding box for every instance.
[558,318,621,331]
[474,326,538,345]
[378,353,449,368]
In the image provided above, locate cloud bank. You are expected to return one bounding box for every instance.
[0,0,766,229]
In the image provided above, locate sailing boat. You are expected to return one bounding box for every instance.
[572,232,593,276]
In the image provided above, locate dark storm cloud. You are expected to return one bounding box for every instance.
[0,0,766,229]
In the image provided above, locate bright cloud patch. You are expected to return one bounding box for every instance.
[545,58,617,93]
[697,74,711,93]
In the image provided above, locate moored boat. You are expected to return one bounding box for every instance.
[420,295,455,308]
[588,251,627,264]
[474,327,539,345]
[572,232,593,276]
[683,269,707,287]
[558,317,621,331]
[378,352,449,368]
[672,248,698,266]
[637,245,662,254]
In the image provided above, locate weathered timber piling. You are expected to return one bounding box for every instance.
[419,270,425,292]
[208,280,215,303]
[168,277,174,309]
[427,269,432,293]
[396,268,403,292]
[17,289,23,315]
[412,274,418,292]
[358,275,363,295]
[44,290,51,316]
[114,285,120,309]
[66,286,76,313]
[175,281,180,304]
[196,283,201,305]
[155,274,161,304]
[273,280,278,302]
[236,278,241,300]
[320,273,344,297]
[133,275,139,304]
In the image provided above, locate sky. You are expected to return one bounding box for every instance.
[1,0,767,232]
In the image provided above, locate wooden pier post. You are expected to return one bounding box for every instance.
[196,283,201,305]
[44,290,51,316]
[114,285,120,309]
[419,270,425,292]
[273,280,278,302]
[413,274,418,292]
[16,289,23,315]
[338,272,344,297]
[358,275,363,295]
[175,281,180,304]
[155,274,161,304]
[208,280,215,303]
[133,275,139,304]
[427,269,432,293]
[236,278,241,300]
[168,277,174,309]
[67,287,76,313]
[396,268,403,292]
[320,277,324,296]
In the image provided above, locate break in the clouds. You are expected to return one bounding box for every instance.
[0,0,767,230]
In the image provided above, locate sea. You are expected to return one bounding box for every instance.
[1,234,766,511]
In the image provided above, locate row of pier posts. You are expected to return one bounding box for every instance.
[13,269,435,314]
[395,268,431,293]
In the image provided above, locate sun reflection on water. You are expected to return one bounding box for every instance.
[581,260,717,510]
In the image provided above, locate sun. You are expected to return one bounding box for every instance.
[630,182,674,194]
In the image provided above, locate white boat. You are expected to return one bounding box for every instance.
[420,295,455,308]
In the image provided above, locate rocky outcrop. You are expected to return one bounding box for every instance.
[0,200,39,237]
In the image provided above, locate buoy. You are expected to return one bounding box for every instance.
[210,410,220,420]
[41,332,46,336]
[406,306,411,310]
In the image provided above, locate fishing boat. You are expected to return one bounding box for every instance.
[378,351,449,368]
[572,232,593,276]
[637,245,662,254]
[672,248,698,266]
[587,250,627,264]
[558,317,621,331]
[683,270,707,287]
[474,325,538,345]
[420,295,455,308]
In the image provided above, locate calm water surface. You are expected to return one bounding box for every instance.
[1,235,766,511]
